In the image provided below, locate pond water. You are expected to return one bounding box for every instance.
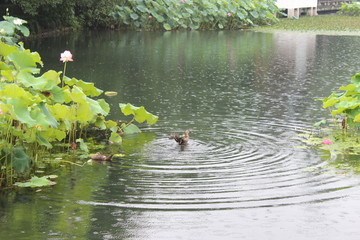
[2,30,360,239]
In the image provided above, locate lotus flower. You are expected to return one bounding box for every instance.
[322,139,332,145]
[13,19,23,25]
[60,50,73,63]
[227,13,232,17]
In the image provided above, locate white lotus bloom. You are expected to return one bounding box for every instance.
[13,19,23,25]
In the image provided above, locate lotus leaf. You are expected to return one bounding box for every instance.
[14,176,55,188]
[11,147,32,173]
[119,103,158,125]
[121,123,141,135]
[7,49,42,73]
[109,132,122,143]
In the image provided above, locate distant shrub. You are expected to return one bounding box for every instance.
[339,2,360,16]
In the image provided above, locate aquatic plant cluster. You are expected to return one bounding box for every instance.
[300,72,360,157]
[0,16,158,187]
[319,72,360,131]
[111,0,279,30]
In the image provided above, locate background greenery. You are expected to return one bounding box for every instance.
[0,0,278,32]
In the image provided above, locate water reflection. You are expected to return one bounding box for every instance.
[1,31,360,239]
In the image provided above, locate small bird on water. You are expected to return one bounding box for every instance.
[169,130,191,145]
[90,152,113,161]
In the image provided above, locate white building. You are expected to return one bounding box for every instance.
[276,0,318,17]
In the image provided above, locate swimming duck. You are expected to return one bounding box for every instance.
[90,152,113,161]
[169,130,191,145]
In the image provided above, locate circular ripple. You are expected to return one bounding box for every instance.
[79,118,360,210]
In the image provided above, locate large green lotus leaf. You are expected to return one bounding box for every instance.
[76,138,89,152]
[98,99,110,114]
[133,106,148,123]
[30,108,51,128]
[0,62,12,70]
[163,23,172,30]
[7,98,37,126]
[323,97,339,108]
[75,102,93,123]
[94,117,106,130]
[145,113,159,125]
[17,25,30,37]
[11,147,32,173]
[122,123,141,135]
[0,69,15,81]
[335,98,360,109]
[119,103,137,116]
[14,176,54,188]
[62,87,72,103]
[40,128,66,141]
[105,120,118,129]
[339,84,356,92]
[38,102,58,128]
[0,21,15,36]
[351,73,360,83]
[47,103,72,121]
[49,85,65,103]
[7,49,43,73]
[36,132,52,148]
[1,84,35,101]
[353,113,360,122]
[17,70,58,90]
[87,98,109,116]
[136,4,148,13]
[66,85,87,103]
[65,77,103,97]
[119,103,158,125]
[109,131,122,143]
[22,127,37,143]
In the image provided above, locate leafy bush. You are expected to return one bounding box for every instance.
[338,2,360,16]
[111,0,279,30]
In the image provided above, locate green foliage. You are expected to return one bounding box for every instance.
[0,16,29,45]
[0,15,158,187]
[120,103,159,125]
[14,175,56,187]
[302,72,360,163]
[9,0,119,29]
[319,72,360,128]
[111,0,279,30]
[339,2,360,16]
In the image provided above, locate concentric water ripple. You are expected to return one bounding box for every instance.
[79,118,360,211]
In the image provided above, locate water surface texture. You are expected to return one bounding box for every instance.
[2,31,360,239]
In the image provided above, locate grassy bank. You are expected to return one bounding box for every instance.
[253,15,360,35]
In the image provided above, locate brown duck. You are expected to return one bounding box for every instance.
[90,152,113,161]
[169,130,191,145]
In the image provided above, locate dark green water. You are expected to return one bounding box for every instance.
[1,31,360,239]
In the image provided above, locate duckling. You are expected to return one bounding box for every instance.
[169,130,191,145]
[90,152,113,161]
